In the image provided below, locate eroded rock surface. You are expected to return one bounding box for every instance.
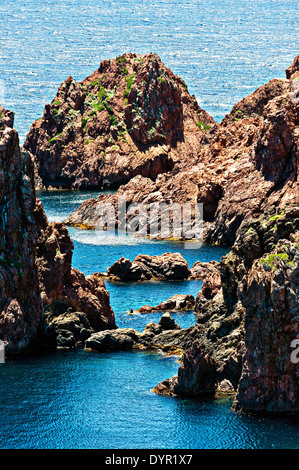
[154,206,299,414]
[0,106,116,354]
[24,53,214,190]
[65,56,299,246]
[102,252,191,282]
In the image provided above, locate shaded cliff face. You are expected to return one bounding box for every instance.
[0,105,42,354]
[233,237,299,414]
[0,106,116,354]
[24,52,214,190]
[154,205,299,414]
[65,56,299,246]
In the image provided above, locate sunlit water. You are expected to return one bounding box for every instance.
[0,0,299,449]
[0,191,298,449]
[0,0,297,143]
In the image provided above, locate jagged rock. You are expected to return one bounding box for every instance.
[39,300,94,349]
[0,105,116,355]
[137,294,195,313]
[154,206,299,414]
[233,238,299,414]
[104,252,191,282]
[286,55,299,79]
[159,312,182,330]
[0,106,42,354]
[189,260,220,280]
[35,218,115,332]
[85,313,194,353]
[65,57,299,246]
[24,53,214,190]
[153,341,217,397]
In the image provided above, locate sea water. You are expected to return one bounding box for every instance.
[0,191,298,449]
[0,0,298,449]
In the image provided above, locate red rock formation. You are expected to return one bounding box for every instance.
[65,56,299,246]
[137,294,195,313]
[103,252,191,282]
[0,106,115,354]
[24,53,214,190]
[154,205,299,414]
[0,105,41,354]
[233,238,299,414]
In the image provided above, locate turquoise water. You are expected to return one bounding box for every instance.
[0,191,298,449]
[38,190,229,330]
[0,0,299,449]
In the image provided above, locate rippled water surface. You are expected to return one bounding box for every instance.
[1,191,298,449]
[0,0,298,143]
[0,0,299,449]
[1,349,299,449]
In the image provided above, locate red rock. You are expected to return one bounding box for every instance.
[24,53,214,190]
[65,57,298,245]
[286,54,299,79]
[137,294,195,313]
[105,252,191,281]
[0,106,116,354]
[233,238,299,414]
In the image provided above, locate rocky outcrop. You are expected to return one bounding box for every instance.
[98,254,216,284]
[38,300,94,349]
[0,105,116,355]
[286,55,299,79]
[101,252,191,282]
[24,53,214,190]
[153,341,217,397]
[85,312,195,354]
[233,237,299,414]
[35,215,115,332]
[154,205,299,414]
[65,56,299,246]
[137,294,195,313]
[0,105,42,354]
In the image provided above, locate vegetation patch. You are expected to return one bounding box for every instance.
[258,252,294,270]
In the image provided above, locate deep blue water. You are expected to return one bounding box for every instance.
[1,349,299,450]
[0,191,298,450]
[0,0,299,449]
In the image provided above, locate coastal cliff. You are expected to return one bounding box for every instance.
[153,205,299,414]
[0,106,116,354]
[64,55,299,246]
[1,54,299,416]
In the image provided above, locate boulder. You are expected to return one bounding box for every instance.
[137,294,195,313]
[105,252,191,282]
